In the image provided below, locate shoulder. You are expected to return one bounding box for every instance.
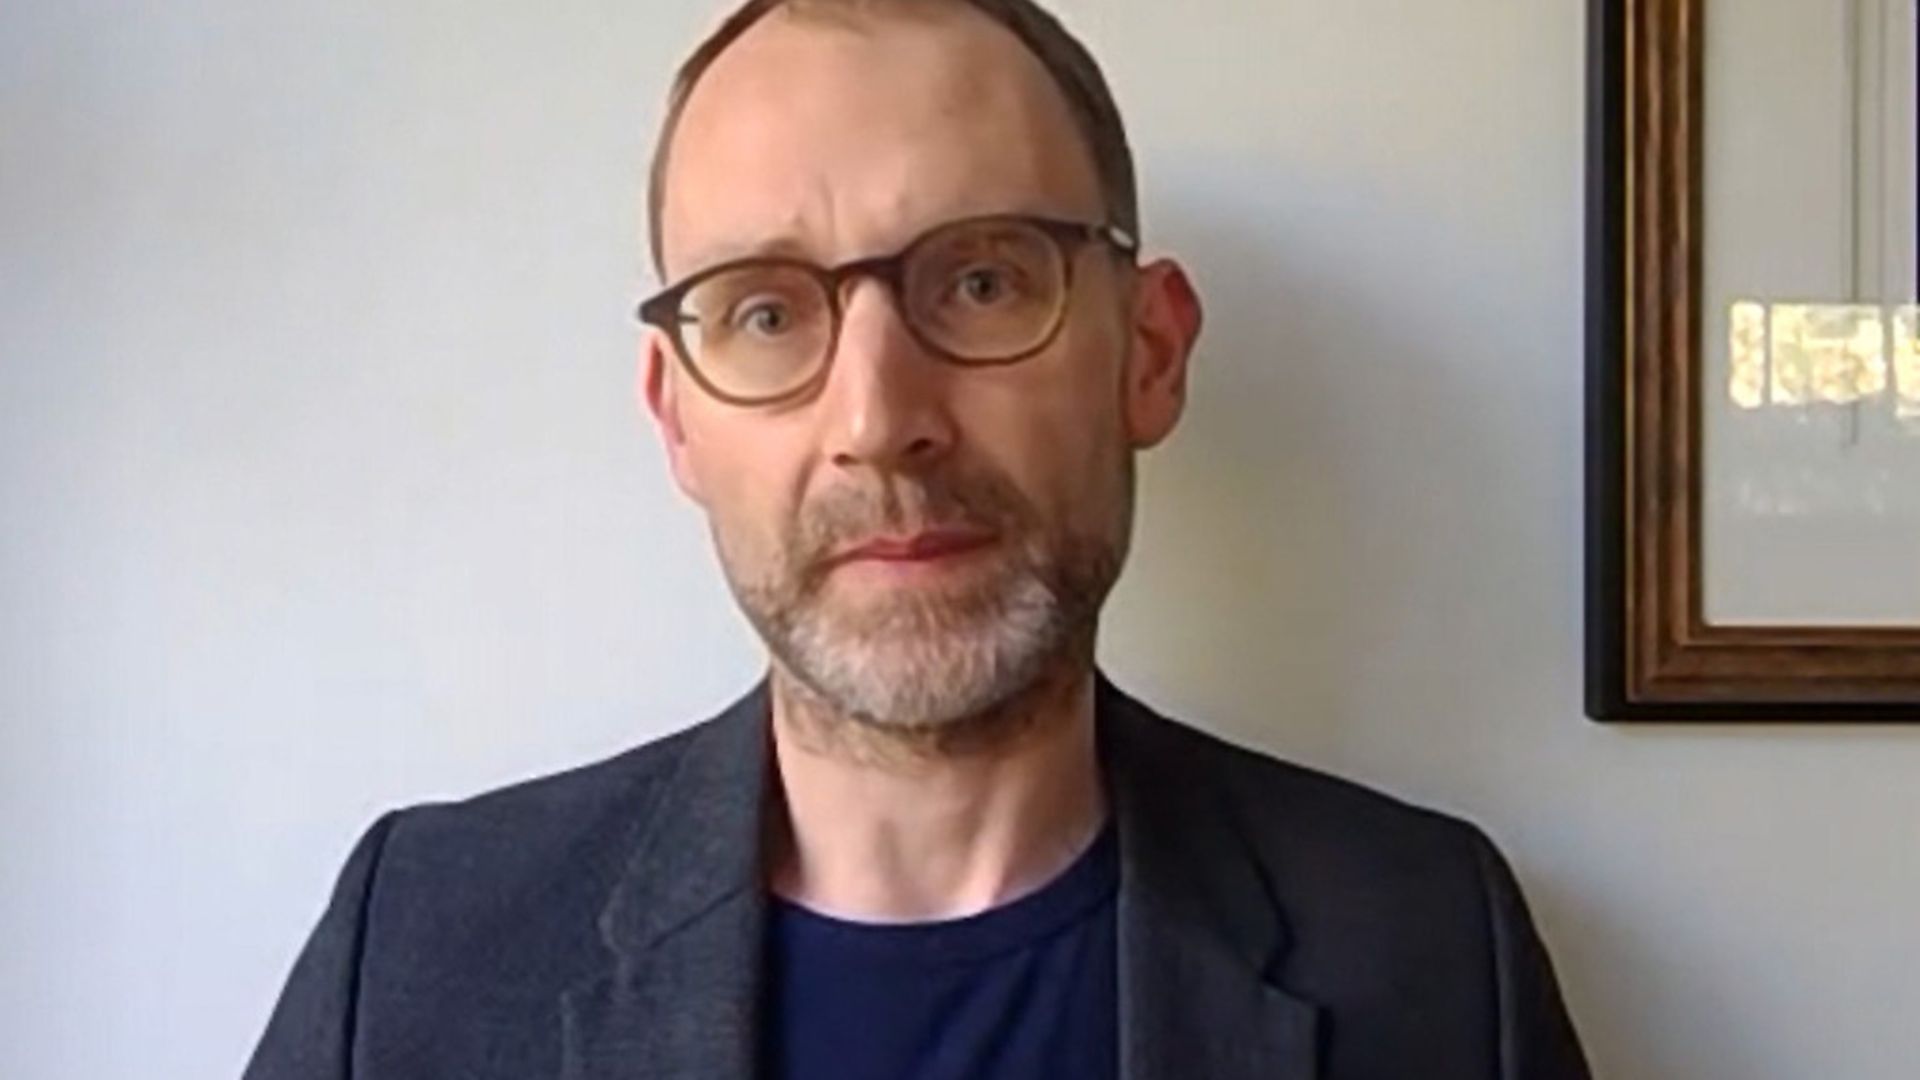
[1107,685,1506,921]
[384,714,708,864]
[1113,686,1488,847]
[1107,685,1567,1064]
[346,692,757,991]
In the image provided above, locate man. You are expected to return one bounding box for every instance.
[246,1,1590,1077]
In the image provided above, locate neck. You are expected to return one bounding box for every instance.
[765,659,1108,923]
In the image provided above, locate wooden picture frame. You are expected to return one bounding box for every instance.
[1585,0,1920,720]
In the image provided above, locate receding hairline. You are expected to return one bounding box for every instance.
[646,0,1137,276]
[775,0,951,30]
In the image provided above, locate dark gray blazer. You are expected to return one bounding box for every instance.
[245,674,1590,1079]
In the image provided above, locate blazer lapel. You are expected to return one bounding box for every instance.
[560,681,774,1080]
[557,674,1322,1080]
[1099,677,1323,1080]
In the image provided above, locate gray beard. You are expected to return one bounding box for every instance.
[719,460,1131,733]
[761,553,1076,731]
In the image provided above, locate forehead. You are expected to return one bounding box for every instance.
[658,5,1106,276]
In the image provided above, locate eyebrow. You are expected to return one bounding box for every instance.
[676,234,819,279]
[667,202,1094,284]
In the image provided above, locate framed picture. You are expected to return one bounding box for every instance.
[1586,0,1920,720]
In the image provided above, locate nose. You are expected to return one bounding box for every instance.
[817,277,956,472]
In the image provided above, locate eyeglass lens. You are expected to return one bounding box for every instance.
[674,218,1070,403]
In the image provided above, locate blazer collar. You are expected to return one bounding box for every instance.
[1096,675,1321,1079]
[560,681,773,1080]
[560,673,1320,1080]
[596,680,774,958]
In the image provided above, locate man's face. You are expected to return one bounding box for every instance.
[646,6,1197,730]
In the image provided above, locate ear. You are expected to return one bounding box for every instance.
[1121,258,1204,449]
[641,333,706,505]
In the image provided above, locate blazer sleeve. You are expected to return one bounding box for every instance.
[1468,827,1593,1080]
[242,812,401,1080]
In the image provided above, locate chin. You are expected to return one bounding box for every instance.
[823,649,1028,731]
[790,586,1065,731]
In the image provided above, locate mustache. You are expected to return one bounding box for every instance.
[787,466,1035,580]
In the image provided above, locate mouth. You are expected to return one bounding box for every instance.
[826,527,1000,570]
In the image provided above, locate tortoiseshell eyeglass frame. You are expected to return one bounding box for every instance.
[636,212,1140,407]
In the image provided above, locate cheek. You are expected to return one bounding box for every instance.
[683,417,808,562]
[956,334,1129,532]
[1034,318,1130,461]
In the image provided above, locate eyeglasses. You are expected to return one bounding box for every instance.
[637,213,1139,407]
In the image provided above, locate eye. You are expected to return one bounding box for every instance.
[952,266,1014,305]
[729,297,794,337]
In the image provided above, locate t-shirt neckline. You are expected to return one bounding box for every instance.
[768,821,1118,968]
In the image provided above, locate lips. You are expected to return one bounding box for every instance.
[829,528,997,567]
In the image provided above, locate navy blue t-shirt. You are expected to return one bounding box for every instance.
[764,824,1119,1080]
